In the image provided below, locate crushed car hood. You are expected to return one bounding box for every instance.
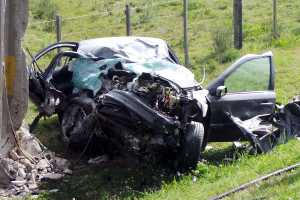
[69,57,199,94]
[124,59,199,88]
[72,37,200,92]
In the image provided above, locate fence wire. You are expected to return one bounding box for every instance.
[24,0,300,68]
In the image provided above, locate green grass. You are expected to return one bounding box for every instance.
[24,0,300,199]
[25,139,300,200]
[226,167,300,200]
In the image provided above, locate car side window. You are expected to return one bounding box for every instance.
[225,57,271,93]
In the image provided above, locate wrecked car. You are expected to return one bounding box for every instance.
[28,37,281,170]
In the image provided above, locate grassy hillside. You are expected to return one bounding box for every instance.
[25,0,300,101]
[25,0,300,199]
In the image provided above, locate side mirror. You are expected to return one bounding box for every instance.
[216,86,227,97]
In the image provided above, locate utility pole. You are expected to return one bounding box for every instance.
[1,0,29,155]
[0,0,4,144]
[233,0,243,49]
[183,0,189,67]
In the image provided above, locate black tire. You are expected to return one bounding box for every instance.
[60,97,97,145]
[178,121,204,171]
[285,102,300,117]
[61,103,92,145]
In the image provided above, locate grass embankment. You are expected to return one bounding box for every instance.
[25,0,300,199]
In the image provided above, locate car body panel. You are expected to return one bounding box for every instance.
[207,51,276,141]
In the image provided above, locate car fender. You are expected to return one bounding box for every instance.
[192,89,209,118]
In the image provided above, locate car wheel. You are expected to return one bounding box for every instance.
[178,121,204,171]
[285,102,300,117]
[61,103,92,146]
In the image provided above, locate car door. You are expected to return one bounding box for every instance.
[206,52,276,142]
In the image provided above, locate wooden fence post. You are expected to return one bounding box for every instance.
[272,0,279,38]
[183,0,189,67]
[233,0,243,49]
[55,15,62,55]
[55,15,62,43]
[125,4,131,36]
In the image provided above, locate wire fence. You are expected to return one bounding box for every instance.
[24,0,300,67]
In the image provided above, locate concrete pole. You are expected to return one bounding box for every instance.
[0,0,4,148]
[1,0,29,156]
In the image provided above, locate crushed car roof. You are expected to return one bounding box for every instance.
[77,37,176,63]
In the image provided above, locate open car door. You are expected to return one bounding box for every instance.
[206,52,276,142]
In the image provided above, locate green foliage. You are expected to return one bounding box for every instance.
[189,1,203,11]
[32,0,57,20]
[204,58,218,73]
[271,36,299,48]
[292,27,300,36]
[137,1,154,24]
[212,27,232,54]
[219,48,240,64]
[244,22,271,42]
[211,27,238,63]
[31,0,57,32]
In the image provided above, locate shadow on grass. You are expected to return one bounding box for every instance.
[31,118,177,199]
[32,116,67,155]
[38,163,177,200]
[202,143,248,166]
[31,118,248,200]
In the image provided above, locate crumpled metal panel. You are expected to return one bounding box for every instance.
[69,57,199,94]
[124,59,199,89]
[69,58,123,95]
[228,113,279,153]
[228,100,300,153]
[77,37,174,63]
